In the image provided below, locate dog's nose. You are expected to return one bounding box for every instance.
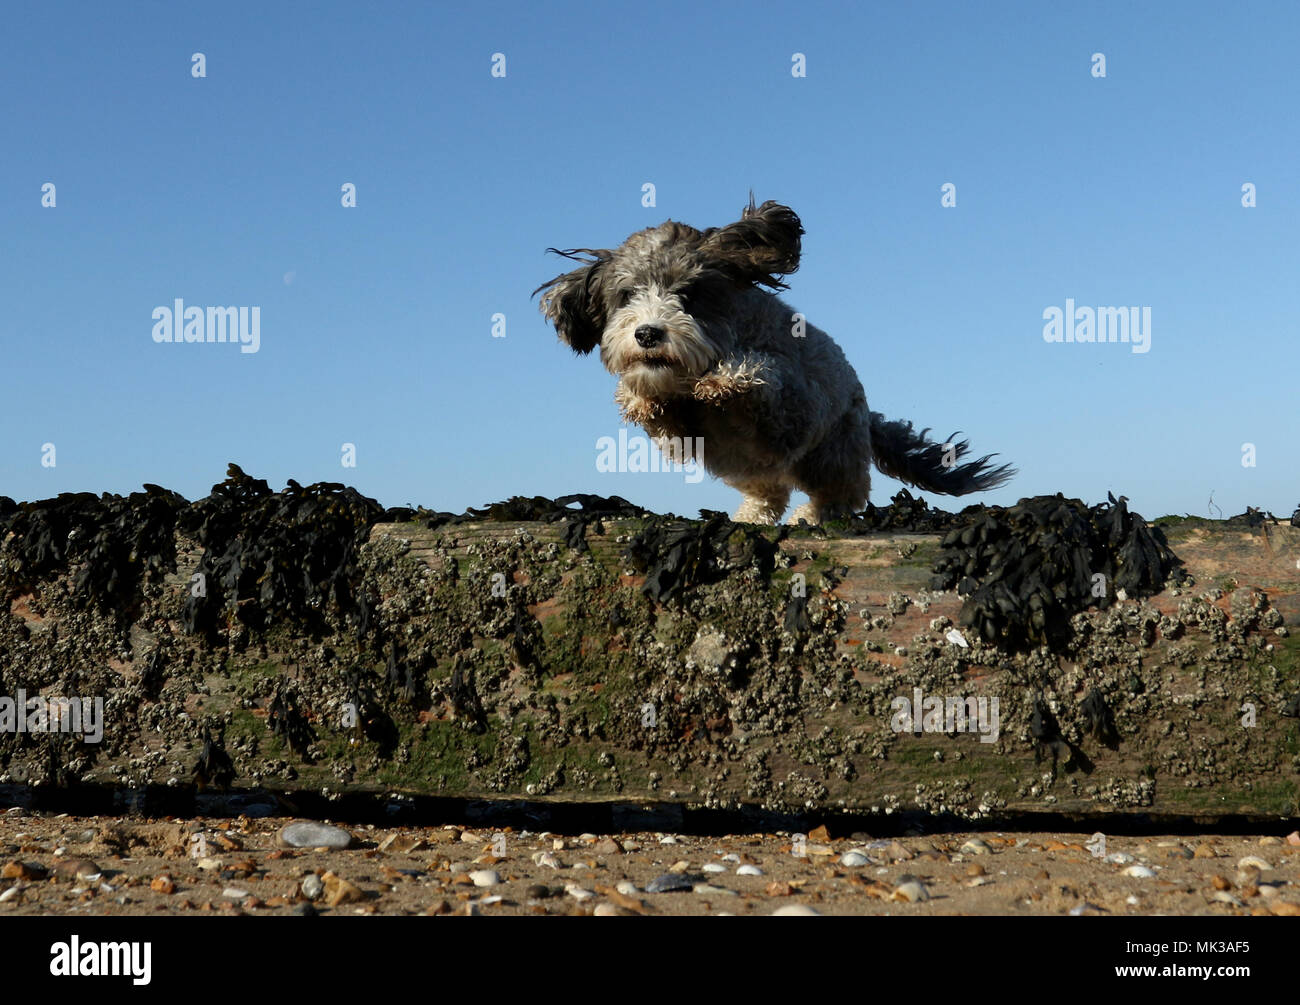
[634,325,664,348]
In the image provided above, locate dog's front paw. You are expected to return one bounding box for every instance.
[693,359,767,404]
[692,374,741,403]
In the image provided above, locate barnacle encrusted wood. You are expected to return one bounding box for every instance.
[0,467,1297,819]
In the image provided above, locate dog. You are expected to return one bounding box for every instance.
[534,197,1015,524]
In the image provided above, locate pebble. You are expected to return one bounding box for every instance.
[702,863,727,873]
[1236,856,1271,871]
[1193,844,1218,859]
[1105,852,1134,865]
[960,839,991,856]
[646,873,697,893]
[893,880,930,902]
[277,822,353,850]
[593,838,622,855]
[658,835,679,845]
[1,861,44,881]
[321,871,365,907]
[1123,865,1157,878]
[693,884,737,896]
[301,874,324,900]
[53,859,101,881]
[593,903,622,916]
[197,858,221,871]
[615,881,639,895]
[377,834,425,854]
[0,887,21,904]
[565,885,594,900]
[292,902,318,917]
[469,870,501,888]
[1286,831,1300,847]
[525,884,551,899]
[966,863,987,877]
[150,875,175,894]
[771,904,821,916]
[736,865,764,876]
[531,852,560,869]
[840,851,871,867]
[222,887,249,899]
[1210,891,1243,907]
[884,841,913,862]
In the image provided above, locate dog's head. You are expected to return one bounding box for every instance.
[533,198,803,401]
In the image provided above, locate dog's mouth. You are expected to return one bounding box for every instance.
[635,355,673,369]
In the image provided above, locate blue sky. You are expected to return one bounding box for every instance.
[3,0,1296,521]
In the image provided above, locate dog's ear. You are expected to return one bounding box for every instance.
[533,249,610,354]
[700,197,804,290]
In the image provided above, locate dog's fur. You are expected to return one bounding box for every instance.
[534,197,1015,524]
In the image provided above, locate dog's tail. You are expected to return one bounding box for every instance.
[868,412,1016,496]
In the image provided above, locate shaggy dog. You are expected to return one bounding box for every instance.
[534,197,1015,524]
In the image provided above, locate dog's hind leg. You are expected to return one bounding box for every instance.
[731,481,791,525]
[789,406,872,524]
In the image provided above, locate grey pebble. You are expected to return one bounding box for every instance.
[301,874,324,900]
[277,821,353,850]
[646,873,699,893]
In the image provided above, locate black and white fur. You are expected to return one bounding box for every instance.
[534,197,1015,524]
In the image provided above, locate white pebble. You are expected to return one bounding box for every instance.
[1123,865,1157,878]
[469,870,501,888]
[736,865,764,876]
[771,903,821,916]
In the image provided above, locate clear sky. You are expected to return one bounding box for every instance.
[3,0,1296,521]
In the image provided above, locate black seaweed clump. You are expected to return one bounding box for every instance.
[422,492,650,553]
[192,722,236,789]
[625,511,782,604]
[930,492,1186,652]
[840,489,965,533]
[178,464,383,636]
[0,485,187,619]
